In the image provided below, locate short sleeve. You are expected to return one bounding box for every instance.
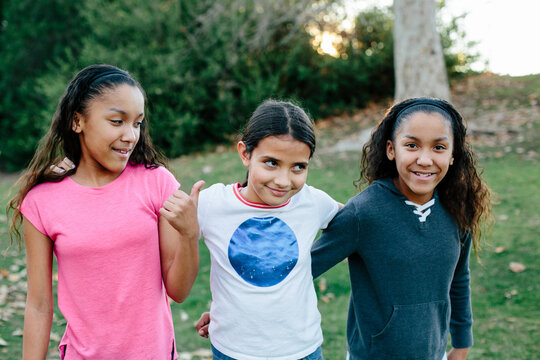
[197,184,221,238]
[152,166,180,215]
[20,188,49,237]
[307,185,339,229]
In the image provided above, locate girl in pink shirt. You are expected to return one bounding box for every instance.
[8,64,203,359]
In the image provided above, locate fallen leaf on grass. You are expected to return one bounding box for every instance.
[320,293,336,303]
[7,274,20,282]
[0,269,8,278]
[191,348,212,357]
[14,259,25,267]
[178,349,213,360]
[318,278,327,292]
[0,337,7,347]
[494,246,506,253]
[504,289,518,298]
[202,165,213,174]
[0,285,7,305]
[509,262,526,273]
[11,300,26,309]
[506,317,517,322]
[11,329,23,336]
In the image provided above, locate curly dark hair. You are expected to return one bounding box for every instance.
[7,64,168,248]
[359,97,492,253]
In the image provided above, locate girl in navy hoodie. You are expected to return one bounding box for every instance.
[311,97,492,360]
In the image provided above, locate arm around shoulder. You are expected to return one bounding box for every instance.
[311,199,360,278]
[22,217,54,359]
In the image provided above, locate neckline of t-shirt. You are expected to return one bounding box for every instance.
[65,165,131,192]
[233,183,291,209]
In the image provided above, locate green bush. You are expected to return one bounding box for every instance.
[0,0,476,171]
[0,0,89,171]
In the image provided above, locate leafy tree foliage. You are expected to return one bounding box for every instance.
[0,0,476,171]
[0,0,89,171]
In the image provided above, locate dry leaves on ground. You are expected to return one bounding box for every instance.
[509,262,526,273]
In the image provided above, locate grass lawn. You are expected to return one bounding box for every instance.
[168,147,540,360]
[0,75,538,359]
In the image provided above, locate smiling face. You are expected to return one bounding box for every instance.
[238,134,311,206]
[72,84,145,180]
[386,111,454,204]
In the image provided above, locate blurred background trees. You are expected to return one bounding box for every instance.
[0,0,476,171]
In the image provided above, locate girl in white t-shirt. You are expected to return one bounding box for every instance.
[168,100,341,360]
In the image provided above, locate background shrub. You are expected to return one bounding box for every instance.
[0,0,476,171]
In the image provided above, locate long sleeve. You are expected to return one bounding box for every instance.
[449,231,474,348]
[311,200,360,279]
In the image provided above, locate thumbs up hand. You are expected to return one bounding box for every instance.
[160,180,205,239]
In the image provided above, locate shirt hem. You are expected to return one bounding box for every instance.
[211,339,323,360]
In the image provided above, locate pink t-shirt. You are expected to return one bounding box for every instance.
[21,164,179,359]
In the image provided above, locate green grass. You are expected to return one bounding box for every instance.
[1,117,539,359]
[152,150,540,359]
[466,154,540,359]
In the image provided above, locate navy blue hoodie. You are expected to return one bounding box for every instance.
[312,178,473,360]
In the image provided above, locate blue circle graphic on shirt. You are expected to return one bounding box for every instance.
[228,216,298,287]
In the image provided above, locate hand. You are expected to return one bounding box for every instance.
[159,180,205,239]
[195,311,210,338]
[50,157,75,174]
[448,347,469,360]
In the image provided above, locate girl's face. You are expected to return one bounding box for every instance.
[386,111,454,204]
[238,134,311,206]
[73,84,145,177]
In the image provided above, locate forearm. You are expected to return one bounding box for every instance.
[22,304,53,359]
[162,234,200,303]
[22,217,54,359]
[448,346,470,360]
[159,180,204,302]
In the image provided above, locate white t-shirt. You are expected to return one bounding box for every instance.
[198,183,339,360]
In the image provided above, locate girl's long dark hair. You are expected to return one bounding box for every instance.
[359,97,492,252]
[7,64,168,248]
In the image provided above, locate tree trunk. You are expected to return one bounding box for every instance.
[393,0,451,101]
